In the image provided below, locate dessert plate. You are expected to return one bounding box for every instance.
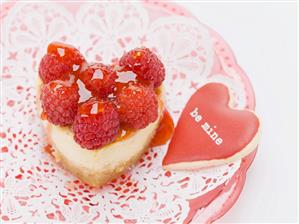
[1,1,257,223]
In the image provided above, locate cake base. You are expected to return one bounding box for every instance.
[51,131,156,187]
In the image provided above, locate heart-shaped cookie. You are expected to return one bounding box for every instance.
[163,83,261,170]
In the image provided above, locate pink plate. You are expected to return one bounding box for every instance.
[1,1,257,223]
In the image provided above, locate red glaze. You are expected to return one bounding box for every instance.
[115,128,134,141]
[44,144,54,156]
[150,110,174,147]
[78,97,105,117]
[40,111,47,120]
[79,63,117,97]
[163,83,260,166]
[114,70,138,95]
[47,42,86,73]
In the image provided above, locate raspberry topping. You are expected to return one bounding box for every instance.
[47,42,86,70]
[39,42,86,84]
[79,63,117,97]
[73,98,120,149]
[39,54,70,83]
[119,47,165,88]
[39,42,166,150]
[116,83,158,129]
[40,79,79,126]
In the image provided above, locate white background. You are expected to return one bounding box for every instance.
[178,1,298,223]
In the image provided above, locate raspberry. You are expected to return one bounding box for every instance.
[39,42,86,84]
[119,47,165,88]
[39,54,70,83]
[116,83,158,129]
[40,80,79,126]
[79,63,117,97]
[47,42,86,70]
[73,98,120,149]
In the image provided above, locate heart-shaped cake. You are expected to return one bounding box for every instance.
[163,83,261,170]
[37,42,173,187]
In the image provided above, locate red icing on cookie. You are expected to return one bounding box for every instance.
[163,83,260,169]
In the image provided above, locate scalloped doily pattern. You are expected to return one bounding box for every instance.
[1,2,254,223]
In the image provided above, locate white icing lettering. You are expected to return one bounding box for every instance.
[215,138,223,145]
[190,107,223,146]
[210,131,218,141]
[195,115,202,123]
[206,126,214,135]
[201,122,223,145]
[190,107,202,123]
[201,122,210,131]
